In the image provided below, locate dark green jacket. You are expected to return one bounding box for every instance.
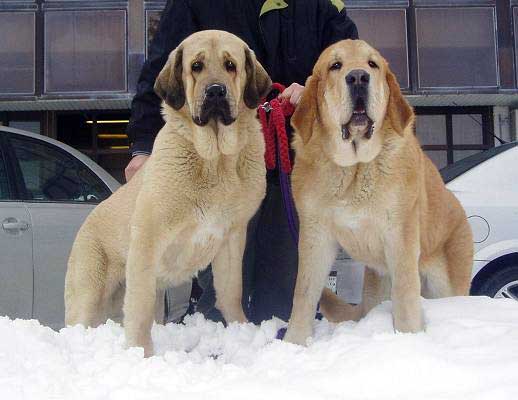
[127,0,358,155]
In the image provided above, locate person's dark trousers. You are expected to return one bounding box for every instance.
[247,178,299,323]
[195,266,225,323]
[195,174,299,325]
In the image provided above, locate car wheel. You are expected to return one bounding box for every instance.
[473,263,518,300]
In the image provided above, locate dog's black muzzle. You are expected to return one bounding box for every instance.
[342,69,374,140]
[346,69,370,101]
[194,84,235,126]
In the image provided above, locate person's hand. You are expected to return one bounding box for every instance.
[279,83,305,106]
[125,154,149,182]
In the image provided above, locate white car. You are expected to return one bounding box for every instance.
[445,142,518,300]
[1,127,190,329]
[0,126,120,329]
[334,142,518,303]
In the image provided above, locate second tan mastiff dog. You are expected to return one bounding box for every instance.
[65,30,271,356]
[284,40,473,345]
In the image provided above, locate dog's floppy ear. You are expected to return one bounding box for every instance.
[291,75,319,145]
[244,48,272,109]
[386,69,413,134]
[154,46,185,110]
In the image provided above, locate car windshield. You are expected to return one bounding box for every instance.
[440,142,518,183]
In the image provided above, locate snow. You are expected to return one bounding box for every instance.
[1,296,518,400]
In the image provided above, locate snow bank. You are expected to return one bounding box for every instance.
[1,296,518,400]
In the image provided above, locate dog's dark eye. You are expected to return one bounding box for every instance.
[224,60,236,72]
[368,60,379,69]
[330,62,342,71]
[191,61,203,72]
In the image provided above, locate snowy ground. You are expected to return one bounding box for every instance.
[1,296,518,400]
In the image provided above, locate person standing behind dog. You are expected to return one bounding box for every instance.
[125,0,358,324]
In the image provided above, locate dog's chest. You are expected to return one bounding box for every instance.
[191,217,227,245]
[331,206,387,266]
[333,164,379,206]
[158,213,231,284]
[158,179,263,285]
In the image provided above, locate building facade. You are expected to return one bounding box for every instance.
[0,0,517,181]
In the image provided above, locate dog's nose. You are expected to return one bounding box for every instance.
[346,70,370,87]
[206,84,227,99]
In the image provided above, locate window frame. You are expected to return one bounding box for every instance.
[55,110,131,183]
[58,110,131,160]
[0,10,37,96]
[1,111,43,135]
[3,131,111,204]
[145,8,163,59]
[415,106,494,166]
[414,5,499,90]
[347,7,410,90]
[43,8,128,95]
[0,131,18,201]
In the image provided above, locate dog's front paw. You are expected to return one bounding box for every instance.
[283,325,312,346]
[142,341,154,358]
[393,313,424,334]
[220,305,248,324]
[228,310,248,324]
[126,336,154,358]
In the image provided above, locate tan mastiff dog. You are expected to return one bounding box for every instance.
[65,30,271,356]
[284,40,473,345]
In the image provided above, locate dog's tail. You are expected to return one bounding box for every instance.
[319,288,362,323]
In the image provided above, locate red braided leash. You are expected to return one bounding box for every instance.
[258,83,296,173]
[257,83,300,245]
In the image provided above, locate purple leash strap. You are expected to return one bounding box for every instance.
[276,137,299,246]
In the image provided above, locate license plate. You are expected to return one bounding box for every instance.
[327,271,337,294]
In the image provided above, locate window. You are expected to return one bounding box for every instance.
[44,10,126,93]
[513,7,518,86]
[348,8,409,89]
[415,114,448,168]
[0,12,35,94]
[9,121,41,135]
[146,10,162,57]
[1,111,43,135]
[9,136,111,203]
[57,112,131,184]
[0,148,10,200]
[415,107,494,169]
[416,7,498,88]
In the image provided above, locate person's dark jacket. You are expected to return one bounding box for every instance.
[127,0,358,155]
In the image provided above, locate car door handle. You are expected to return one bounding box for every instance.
[2,219,30,232]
